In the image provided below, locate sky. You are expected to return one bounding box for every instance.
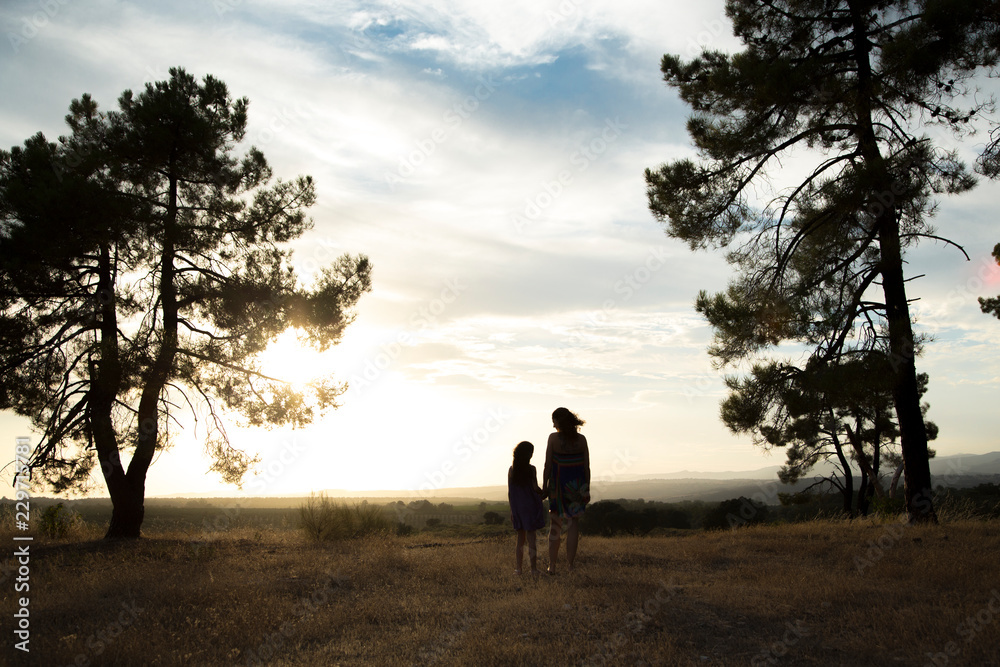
[1,0,998,500]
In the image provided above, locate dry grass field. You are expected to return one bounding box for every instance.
[2,516,999,666]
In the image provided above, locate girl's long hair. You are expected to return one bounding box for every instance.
[552,407,584,448]
[510,441,535,487]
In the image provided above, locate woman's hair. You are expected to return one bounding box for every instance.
[552,407,584,431]
[552,407,584,449]
[510,441,535,487]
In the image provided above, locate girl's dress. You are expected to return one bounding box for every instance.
[548,449,589,518]
[508,465,546,531]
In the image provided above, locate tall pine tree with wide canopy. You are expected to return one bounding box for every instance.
[645,0,998,522]
[0,69,371,538]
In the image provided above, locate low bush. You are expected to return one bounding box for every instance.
[702,496,769,530]
[482,511,505,525]
[39,502,86,539]
[298,494,392,541]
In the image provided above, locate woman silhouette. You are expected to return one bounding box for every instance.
[543,407,591,573]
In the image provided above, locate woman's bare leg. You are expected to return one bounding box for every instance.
[515,529,526,573]
[566,517,580,570]
[548,512,561,572]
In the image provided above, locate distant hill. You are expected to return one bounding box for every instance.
[621,451,1000,482]
[140,451,999,505]
[929,451,1000,477]
[403,451,1000,504]
[621,466,782,481]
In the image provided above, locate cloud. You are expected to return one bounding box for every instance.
[2,0,998,497]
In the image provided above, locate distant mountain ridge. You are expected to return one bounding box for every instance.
[623,451,1000,482]
[624,466,781,481]
[929,451,1000,477]
[313,451,1000,504]
[148,452,999,502]
[580,451,1000,503]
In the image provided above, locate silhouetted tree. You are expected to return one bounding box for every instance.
[580,501,626,537]
[646,0,999,523]
[0,68,371,538]
[723,355,936,516]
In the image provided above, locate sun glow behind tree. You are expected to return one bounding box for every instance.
[1,1,999,502]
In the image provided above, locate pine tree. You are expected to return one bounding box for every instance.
[646,0,999,522]
[0,69,371,537]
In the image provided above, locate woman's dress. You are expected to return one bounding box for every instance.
[548,450,589,518]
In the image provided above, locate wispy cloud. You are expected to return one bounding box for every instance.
[1,0,998,496]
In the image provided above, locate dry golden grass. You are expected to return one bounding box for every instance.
[2,518,999,666]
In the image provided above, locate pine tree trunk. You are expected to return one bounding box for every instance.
[92,245,146,539]
[845,426,885,501]
[848,0,936,523]
[102,176,181,539]
[830,419,854,516]
[105,478,145,539]
[876,211,936,522]
[841,466,854,517]
[857,473,870,517]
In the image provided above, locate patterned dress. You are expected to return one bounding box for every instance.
[547,449,590,518]
[508,465,546,531]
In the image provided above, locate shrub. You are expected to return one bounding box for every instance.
[581,501,693,536]
[298,494,392,541]
[483,511,504,525]
[869,492,906,518]
[702,497,770,530]
[407,499,434,512]
[355,501,393,535]
[40,503,85,539]
[935,484,1000,520]
[581,501,626,536]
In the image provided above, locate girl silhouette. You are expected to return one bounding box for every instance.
[508,440,546,578]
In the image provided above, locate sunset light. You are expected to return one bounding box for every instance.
[4,2,1000,664]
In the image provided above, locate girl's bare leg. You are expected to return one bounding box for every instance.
[547,512,561,572]
[566,516,580,570]
[527,530,539,574]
